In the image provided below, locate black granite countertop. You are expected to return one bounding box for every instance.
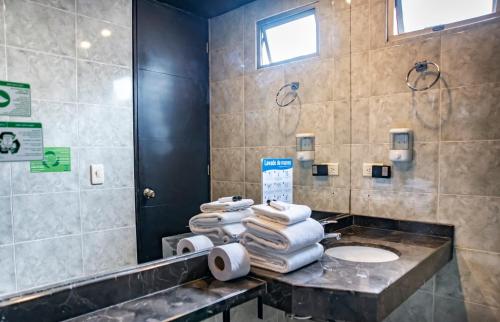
[252,215,453,322]
[64,277,266,322]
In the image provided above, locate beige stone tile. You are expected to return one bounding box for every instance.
[369,0,386,50]
[330,187,350,213]
[333,100,350,145]
[440,141,500,196]
[293,185,333,211]
[211,113,244,148]
[245,147,286,183]
[351,189,370,215]
[351,51,370,98]
[332,9,351,58]
[369,91,439,143]
[244,109,284,147]
[369,190,437,222]
[283,102,333,146]
[434,296,500,322]
[318,13,334,59]
[435,248,500,308]
[332,144,351,189]
[210,45,244,82]
[333,55,350,101]
[441,21,500,88]
[245,183,262,204]
[351,98,369,144]
[370,37,441,96]
[370,143,439,193]
[438,195,500,253]
[211,181,244,201]
[244,67,284,111]
[209,7,244,51]
[210,77,243,115]
[350,144,372,190]
[211,148,244,182]
[351,4,369,53]
[284,58,333,104]
[441,83,500,141]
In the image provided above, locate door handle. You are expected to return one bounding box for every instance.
[143,188,156,199]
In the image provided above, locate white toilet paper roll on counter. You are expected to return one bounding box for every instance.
[208,243,251,282]
[177,235,214,255]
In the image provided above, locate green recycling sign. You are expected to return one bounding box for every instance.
[30,147,71,173]
[0,80,31,116]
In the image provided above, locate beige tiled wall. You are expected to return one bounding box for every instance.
[209,0,500,321]
[0,0,135,297]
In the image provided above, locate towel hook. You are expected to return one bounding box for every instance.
[406,60,440,91]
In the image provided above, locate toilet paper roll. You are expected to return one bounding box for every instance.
[208,243,251,282]
[177,235,214,255]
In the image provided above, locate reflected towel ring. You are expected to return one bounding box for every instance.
[406,60,440,91]
[276,82,300,107]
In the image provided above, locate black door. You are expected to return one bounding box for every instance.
[134,0,210,263]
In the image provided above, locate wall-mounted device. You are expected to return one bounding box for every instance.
[312,163,339,176]
[372,165,391,178]
[389,128,413,162]
[296,133,315,161]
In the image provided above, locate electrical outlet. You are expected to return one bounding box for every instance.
[362,163,383,177]
[326,163,339,176]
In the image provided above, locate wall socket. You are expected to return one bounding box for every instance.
[362,163,383,177]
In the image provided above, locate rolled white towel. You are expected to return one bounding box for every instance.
[189,208,253,227]
[247,243,324,273]
[252,204,311,225]
[191,223,246,242]
[241,217,324,254]
[201,199,254,213]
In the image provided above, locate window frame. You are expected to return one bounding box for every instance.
[387,0,500,41]
[256,6,319,69]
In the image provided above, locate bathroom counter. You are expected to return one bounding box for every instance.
[252,215,453,322]
[64,276,265,322]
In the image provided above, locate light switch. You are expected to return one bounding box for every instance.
[90,164,104,185]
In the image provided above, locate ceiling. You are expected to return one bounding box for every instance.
[156,0,256,18]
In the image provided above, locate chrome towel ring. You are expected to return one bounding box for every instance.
[406,60,440,91]
[276,82,300,107]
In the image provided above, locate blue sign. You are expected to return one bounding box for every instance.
[261,158,293,172]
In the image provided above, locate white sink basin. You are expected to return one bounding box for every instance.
[325,245,399,263]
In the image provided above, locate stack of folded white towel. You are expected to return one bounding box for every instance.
[240,201,324,273]
[189,196,254,245]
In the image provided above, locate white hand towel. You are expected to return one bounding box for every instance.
[189,208,253,228]
[251,204,311,225]
[191,223,246,241]
[241,217,324,254]
[200,199,254,213]
[247,243,324,273]
[208,243,251,281]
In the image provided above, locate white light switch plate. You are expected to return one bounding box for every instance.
[326,163,339,176]
[363,163,383,177]
[90,164,104,185]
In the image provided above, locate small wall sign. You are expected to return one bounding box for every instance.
[261,158,293,203]
[30,147,71,173]
[0,122,43,162]
[0,81,31,117]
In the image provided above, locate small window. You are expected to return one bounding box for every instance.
[257,8,318,68]
[391,0,498,36]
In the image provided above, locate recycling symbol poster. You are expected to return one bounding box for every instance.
[0,122,43,161]
[0,80,31,117]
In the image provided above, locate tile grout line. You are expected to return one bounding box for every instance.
[75,0,86,277]
[3,0,18,293]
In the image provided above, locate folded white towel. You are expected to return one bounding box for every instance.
[247,243,324,273]
[269,200,290,211]
[201,199,254,213]
[241,217,324,254]
[189,208,253,228]
[191,223,246,242]
[252,204,311,225]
